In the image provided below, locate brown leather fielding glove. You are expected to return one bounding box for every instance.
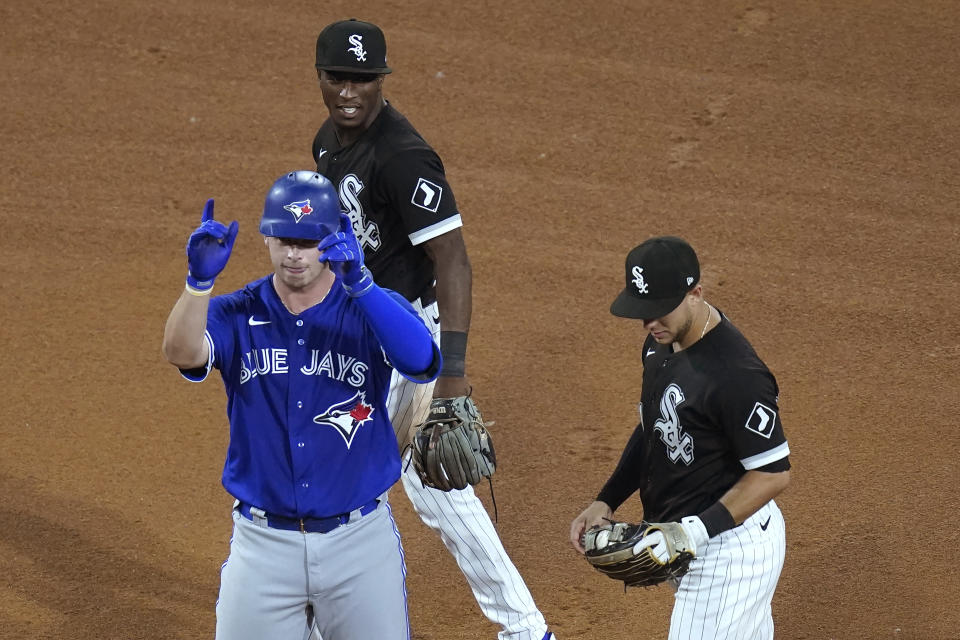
[410,396,496,491]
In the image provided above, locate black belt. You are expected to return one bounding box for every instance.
[237,499,380,534]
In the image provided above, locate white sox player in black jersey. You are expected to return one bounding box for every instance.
[308,19,554,640]
[570,236,791,640]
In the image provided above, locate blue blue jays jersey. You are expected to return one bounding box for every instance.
[182,275,437,518]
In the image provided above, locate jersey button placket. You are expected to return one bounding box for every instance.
[290,324,311,504]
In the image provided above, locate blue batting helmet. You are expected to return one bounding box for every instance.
[260,171,341,240]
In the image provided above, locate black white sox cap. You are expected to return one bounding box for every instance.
[610,236,701,320]
[315,18,392,74]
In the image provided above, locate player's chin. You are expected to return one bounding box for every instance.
[332,110,364,127]
[279,267,310,285]
[282,267,307,279]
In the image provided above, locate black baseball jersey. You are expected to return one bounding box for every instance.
[312,102,461,302]
[598,312,790,522]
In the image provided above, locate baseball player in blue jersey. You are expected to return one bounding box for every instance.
[162,170,441,640]
[570,237,791,639]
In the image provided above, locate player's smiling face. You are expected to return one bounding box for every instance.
[265,236,328,290]
[318,70,384,136]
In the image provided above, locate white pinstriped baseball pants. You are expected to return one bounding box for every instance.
[669,500,786,640]
[389,297,549,640]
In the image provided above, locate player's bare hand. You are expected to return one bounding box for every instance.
[570,500,613,554]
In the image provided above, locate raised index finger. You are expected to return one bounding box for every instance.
[339,212,354,234]
[201,198,215,223]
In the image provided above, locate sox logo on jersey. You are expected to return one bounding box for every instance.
[653,383,695,464]
[337,174,382,250]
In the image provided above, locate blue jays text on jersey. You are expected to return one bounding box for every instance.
[240,347,370,385]
[181,274,439,519]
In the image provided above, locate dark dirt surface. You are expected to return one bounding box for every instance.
[2,1,958,638]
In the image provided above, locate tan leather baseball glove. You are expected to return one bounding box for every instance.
[410,396,496,491]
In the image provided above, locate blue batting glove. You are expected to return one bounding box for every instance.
[318,213,374,297]
[185,199,239,292]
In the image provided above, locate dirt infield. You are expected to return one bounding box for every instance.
[2,1,958,638]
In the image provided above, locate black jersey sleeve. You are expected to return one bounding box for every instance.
[376,148,460,245]
[311,130,322,165]
[711,367,790,470]
[596,421,645,511]
[311,123,338,173]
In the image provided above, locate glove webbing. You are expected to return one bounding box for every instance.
[402,449,499,524]
[585,519,693,589]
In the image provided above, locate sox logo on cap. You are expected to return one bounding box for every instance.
[347,35,367,61]
[631,266,649,294]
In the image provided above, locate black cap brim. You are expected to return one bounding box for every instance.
[610,289,686,320]
[315,65,391,74]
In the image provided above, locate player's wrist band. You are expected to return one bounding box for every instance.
[185,273,215,295]
[343,267,374,297]
[697,501,737,538]
[439,331,467,377]
[185,284,213,296]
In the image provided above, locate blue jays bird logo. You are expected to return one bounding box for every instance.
[313,391,375,448]
[283,199,314,222]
